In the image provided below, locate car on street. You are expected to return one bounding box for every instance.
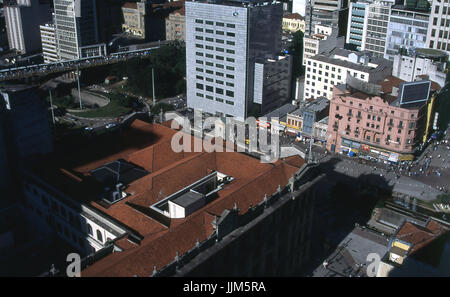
[105,123,116,129]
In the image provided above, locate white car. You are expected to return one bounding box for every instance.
[84,126,93,131]
[105,123,116,129]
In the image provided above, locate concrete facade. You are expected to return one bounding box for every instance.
[346,1,369,51]
[326,82,429,159]
[426,0,450,59]
[185,0,283,118]
[166,8,186,41]
[392,48,448,88]
[54,0,99,60]
[304,48,393,100]
[40,23,58,63]
[384,5,429,61]
[122,1,146,39]
[363,0,393,58]
[4,0,52,54]
[282,12,305,33]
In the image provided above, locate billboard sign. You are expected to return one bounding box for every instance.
[398,80,430,106]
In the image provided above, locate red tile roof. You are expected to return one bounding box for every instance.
[284,13,304,20]
[46,119,307,276]
[396,219,448,255]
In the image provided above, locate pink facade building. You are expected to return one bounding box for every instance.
[326,76,439,162]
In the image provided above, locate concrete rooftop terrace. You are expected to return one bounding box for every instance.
[26,119,306,276]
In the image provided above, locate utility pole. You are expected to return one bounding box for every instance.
[49,89,55,125]
[77,66,83,110]
[152,67,156,107]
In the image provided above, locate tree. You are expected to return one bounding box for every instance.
[289,30,305,78]
[110,42,186,99]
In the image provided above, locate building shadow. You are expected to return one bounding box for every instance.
[301,157,394,276]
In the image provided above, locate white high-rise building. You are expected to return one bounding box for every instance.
[186,0,289,118]
[40,23,58,63]
[3,0,52,54]
[426,0,450,60]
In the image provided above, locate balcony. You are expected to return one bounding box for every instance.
[347,112,353,117]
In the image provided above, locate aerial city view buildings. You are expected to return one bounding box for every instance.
[0,0,449,285]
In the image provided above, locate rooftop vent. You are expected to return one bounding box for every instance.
[151,171,234,219]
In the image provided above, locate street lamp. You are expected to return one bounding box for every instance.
[152,67,156,107]
[76,66,83,110]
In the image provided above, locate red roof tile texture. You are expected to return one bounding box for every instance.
[397,219,448,255]
[72,120,306,276]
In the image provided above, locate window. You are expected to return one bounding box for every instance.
[226,66,235,71]
[205,29,213,34]
[216,88,224,94]
[216,39,224,43]
[206,85,213,92]
[226,100,234,105]
[41,195,48,206]
[196,83,204,90]
[205,37,214,42]
[226,74,234,79]
[205,21,213,25]
[87,224,93,236]
[196,52,203,56]
[206,45,214,50]
[226,32,235,37]
[226,49,235,54]
[196,75,203,80]
[226,90,234,97]
[226,57,235,62]
[226,82,234,87]
[196,92,204,97]
[97,230,103,243]
[216,80,224,84]
[195,19,203,24]
[227,24,235,28]
[195,27,203,32]
[216,22,224,26]
[206,53,213,58]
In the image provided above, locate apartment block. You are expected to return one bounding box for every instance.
[303,48,392,100]
[40,23,58,63]
[346,1,370,51]
[426,0,450,59]
[364,0,393,58]
[303,25,345,65]
[384,4,429,61]
[393,48,448,88]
